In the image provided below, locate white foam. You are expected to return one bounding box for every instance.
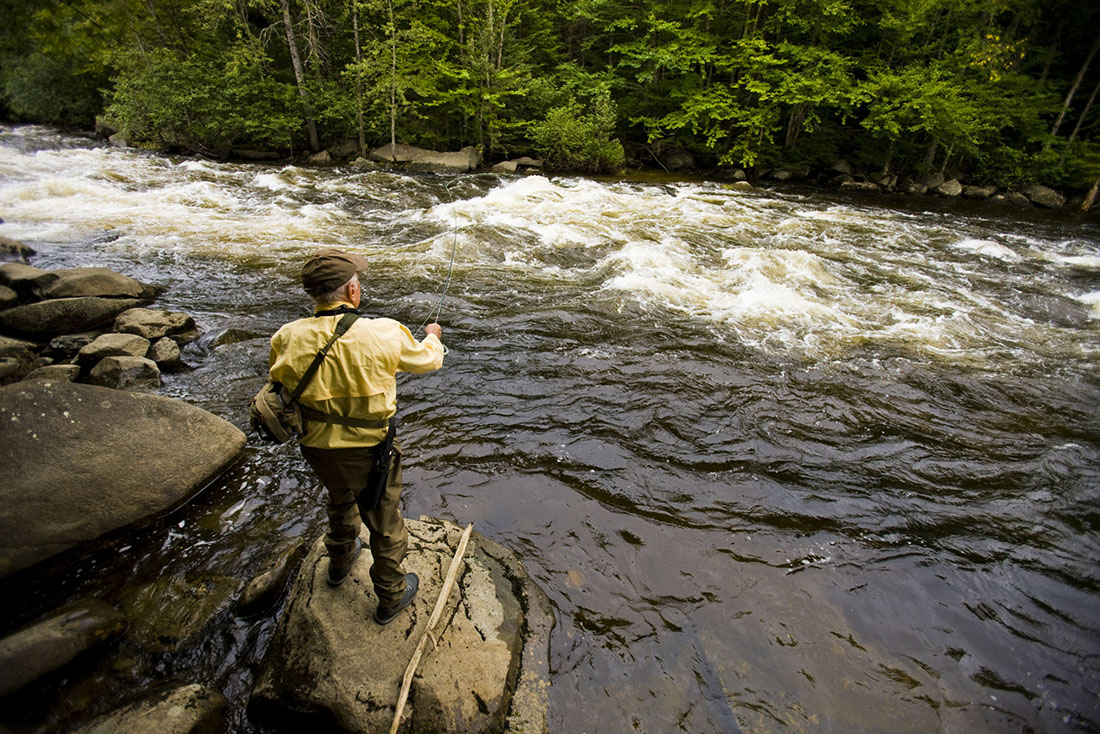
[953,238,1022,262]
[1073,291,1100,319]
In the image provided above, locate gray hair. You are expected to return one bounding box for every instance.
[310,274,357,304]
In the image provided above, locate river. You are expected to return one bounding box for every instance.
[1,125,1098,733]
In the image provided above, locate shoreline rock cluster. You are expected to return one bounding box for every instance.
[0,257,199,390]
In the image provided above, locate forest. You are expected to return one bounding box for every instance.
[2,0,1099,189]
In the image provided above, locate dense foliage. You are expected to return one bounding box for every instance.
[1,0,1098,185]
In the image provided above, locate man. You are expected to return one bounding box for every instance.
[269,248,444,625]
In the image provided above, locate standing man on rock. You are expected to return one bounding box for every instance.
[268,248,444,625]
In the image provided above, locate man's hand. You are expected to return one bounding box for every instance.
[425,323,442,340]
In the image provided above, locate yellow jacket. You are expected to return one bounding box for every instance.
[269,302,444,449]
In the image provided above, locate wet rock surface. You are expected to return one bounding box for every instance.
[251,517,551,734]
[69,683,227,734]
[0,599,126,696]
[0,380,246,576]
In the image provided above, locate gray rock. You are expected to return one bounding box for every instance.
[46,331,104,360]
[108,132,130,148]
[209,327,262,347]
[730,169,748,182]
[350,157,381,169]
[1022,184,1066,209]
[308,150,332,164]
[0,334,38,358]
[87,355,161,390]
[0,599,126,696]
[0,284,17,309]
[876,173,898,190]
[232,149,281,161]
[923,172,945,189]
[829,159,854,175]
[237,540,308,616]
[24,364,81,382]
[840,180,880,192]
[76,333,152,368]
[1006,191,1033,207]
[371,143,481,173]
[0,358,20,381]
[769,169,792,181]
[513,156,542,169]
[0,236,35,262]
[724,181,756,191]
[70,683,227,734]
[962,184,997,199]
[662,148,695,171]
[0,380,246,576]
[33,267,156,301]
[935,179,963,197]
[0,297,143,337]
[0,262,51,296]
[492,160,519,174]
[329,139,360,159]
[903,183,928,195]
[252,518,549,734]
[114,307,197,341]
[147,337,181,369]
[831,173,854,186]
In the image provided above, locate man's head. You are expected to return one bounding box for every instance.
[302,248,368,304]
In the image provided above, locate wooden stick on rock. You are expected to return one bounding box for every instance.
[389,522,474,734]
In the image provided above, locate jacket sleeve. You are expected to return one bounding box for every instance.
[396,324,444,374]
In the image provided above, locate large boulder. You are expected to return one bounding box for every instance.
[1022,184,1066,209]
[251,518,552,734]
[0,297,143,338]
[0,263,51,297]
[371,143,481,173]
[0,285,17,309]
[0,380,246,576]
[935,179,963,197]
[33,267,156,301]
[0,334,37,358]
[0,599,126,696]
[70,683,227,734]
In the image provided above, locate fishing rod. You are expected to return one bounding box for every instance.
[415,177,462,338]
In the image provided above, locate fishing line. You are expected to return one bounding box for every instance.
[415,177,462,337]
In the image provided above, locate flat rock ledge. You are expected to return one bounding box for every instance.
[0,379,246,577]
[251,517,552,734]
[70,683,227,734]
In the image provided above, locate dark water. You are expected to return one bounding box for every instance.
[1,126,1098,732]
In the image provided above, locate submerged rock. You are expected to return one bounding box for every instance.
[0,599,126,696]
[251,518,551,734]
[0,380,245,576]
[118,573,239,652]
[236,540,308,617]
[70,683,227,734]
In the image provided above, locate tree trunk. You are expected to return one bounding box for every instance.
[784,104,806,149]
[1069,73,1100,143]
[1084,175,1100,212]
[389,0,397,160]
[924,139,938,170]
[352,0,365,158]
[280,0,320,152]
[1049,33,1100,141]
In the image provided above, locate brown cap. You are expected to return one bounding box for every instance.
[301,248,369,295]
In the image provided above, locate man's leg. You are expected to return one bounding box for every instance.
[361,443,409,607]
[301,445,374,581]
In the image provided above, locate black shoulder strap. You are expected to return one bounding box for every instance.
[289,312,359,402]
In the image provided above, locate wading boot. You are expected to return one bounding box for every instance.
[327,538,362,587]
[374,573,419,625]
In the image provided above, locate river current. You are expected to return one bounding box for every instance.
[1,125,1098,732]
